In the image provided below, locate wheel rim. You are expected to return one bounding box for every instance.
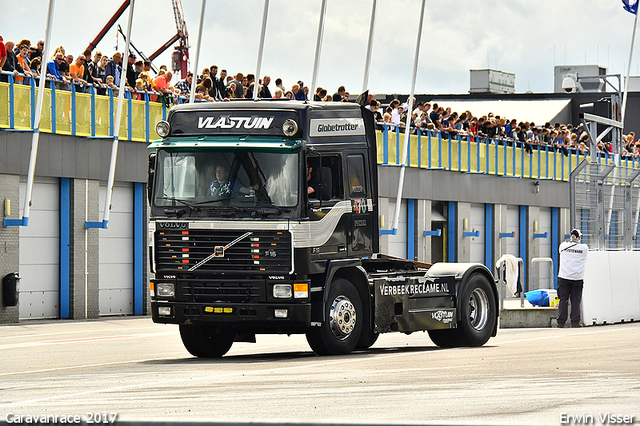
[329,295,357,340]
[468,287,489,331]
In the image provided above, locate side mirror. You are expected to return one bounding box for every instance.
[147,153,156,204]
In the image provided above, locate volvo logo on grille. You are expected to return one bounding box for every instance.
[158,222,188,229]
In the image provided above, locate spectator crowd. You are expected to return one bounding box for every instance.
[0,34,351,104]
[1,35,636,158]
[370,98,639,159]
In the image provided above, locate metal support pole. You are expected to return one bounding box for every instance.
[91,0,135,229]
[310,0,327,99]
[5,0,56,227]
[362,0,377,93]
[189,0,207,104]
[391,0,426,232]
[253,0,270,100]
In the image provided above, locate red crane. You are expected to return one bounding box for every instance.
[86,0,190,79]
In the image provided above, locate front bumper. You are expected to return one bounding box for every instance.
[151,301,311,332]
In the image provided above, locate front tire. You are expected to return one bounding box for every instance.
[179,325,234,358]
[306,278,363,355]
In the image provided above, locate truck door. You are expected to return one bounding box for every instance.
[347,154,373,256]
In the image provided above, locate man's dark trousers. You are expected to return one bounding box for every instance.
[557,277,583,326]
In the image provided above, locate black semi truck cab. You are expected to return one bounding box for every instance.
[148,100,498,357]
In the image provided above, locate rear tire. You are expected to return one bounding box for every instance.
[427,328,463,348]
[306,278,363,355]
[429,273,496,348]
[179,325,234,358]
[457,273,496,347]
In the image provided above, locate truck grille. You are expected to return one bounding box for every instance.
[184,278,264,304]
[155,229,292,275]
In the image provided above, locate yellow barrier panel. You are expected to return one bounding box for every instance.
[13,83,32,130]
[1,81,166,143]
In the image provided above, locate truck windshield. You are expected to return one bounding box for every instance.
[153,149,299,208]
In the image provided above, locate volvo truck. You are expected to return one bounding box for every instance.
[148,99,498,357]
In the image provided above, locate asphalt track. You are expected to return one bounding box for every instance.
[0,317,639,425]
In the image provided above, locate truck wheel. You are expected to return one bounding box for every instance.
[457,273,496,347]
[355,326,379,350]
[427,328,463,348]
[306,278,363,355]
[179,325,234,358]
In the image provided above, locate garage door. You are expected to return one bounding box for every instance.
[98,183,134,315]
[505,205,520,258]
[469,203,485,263]
[18,178,60,319]
[387,199,407,259]
[537,207,553,289]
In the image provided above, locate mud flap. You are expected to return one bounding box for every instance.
[374,275,457,333]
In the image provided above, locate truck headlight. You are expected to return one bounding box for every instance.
[156,283,175,297]
[273,284,292,298]
[282,119,298,137]
[156,120,171,137]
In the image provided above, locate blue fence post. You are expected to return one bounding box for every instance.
[71,83,76,136]
[30,77,36,129]
[520,142,524,178]
[438,131,442,168]
[127,91,133,141]
[457,134,462,171]
[50,79,57,134]
[545,146,550,179]
[495,139,499,175]
[447,134,452,170]
[145,92,150,142]
[512,141,516,177]
[8,74,15,129]
[428,131,432,168]
[476,137,480,172]
[90,84,96,137]
[383,125,389,164]
[108,88,114,137]
[466,135,471,172]
[417,131,421,167]
[395,129,400,165]
[485,137,490,174]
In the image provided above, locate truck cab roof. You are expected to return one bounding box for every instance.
[161,100,369,149]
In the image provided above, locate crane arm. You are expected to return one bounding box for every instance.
[86,0,131,52]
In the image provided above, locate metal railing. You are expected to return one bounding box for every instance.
[530,257,554,291]
[3,71,640,179]
[0,71,189,142]
[570,159,640,250]
[376,124,639,182]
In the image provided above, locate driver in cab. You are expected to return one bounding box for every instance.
[208,165,255,198]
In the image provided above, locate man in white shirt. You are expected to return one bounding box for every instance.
[557,229,589,328]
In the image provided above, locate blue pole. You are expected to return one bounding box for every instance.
[9,74,15,129]
[447,201,456,262]
[133,182,144,315]
[485,203,493,268]
[50,79,57,134]
[60,177,70,318]
[71,84,76,136]
[383,124,389,164]
[90,84,96,137]
[407,199,415,260]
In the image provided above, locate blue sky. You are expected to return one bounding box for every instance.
[1,0,638,95]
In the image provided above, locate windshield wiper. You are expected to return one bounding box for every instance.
[160,197,200,218]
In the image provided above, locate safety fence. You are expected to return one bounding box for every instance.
[375,125,639,182]
[0,74,167,142]
[571,160,640,250]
